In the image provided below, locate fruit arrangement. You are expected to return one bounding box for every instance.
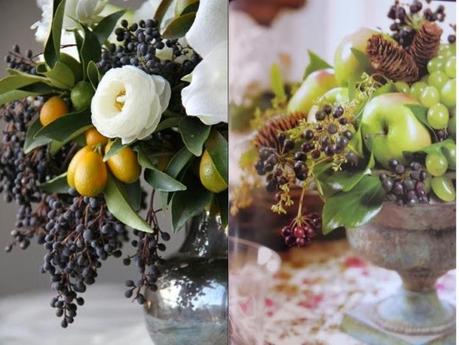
[233,0,456,247]
[1,0,227,327]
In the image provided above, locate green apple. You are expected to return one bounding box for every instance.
[307,87,349,122]
[361,93,432,168]
[287,69,337,114]
[334,27,376,86]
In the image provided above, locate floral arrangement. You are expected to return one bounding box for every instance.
[233,0,456,247]
[1,0,227,327]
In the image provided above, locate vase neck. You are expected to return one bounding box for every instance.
[179,211,227,258]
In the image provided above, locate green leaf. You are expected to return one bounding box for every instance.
[34,110,92,141]
[39,173,69,194]
[322,175,385,234]
[45,61,75,89]
[162,12,196,39]
[44,0,66,68]
[24,119,52,154]
[48,125,91,155]
[20,82,55,94]
[123,180,142,212]
[137,147,187,192]
[171,181,212,231]
[0,90,42,107]
[93,10,126,43]
[303,50,332,79]
[351,48,369,68]
[349,127,364,157]
[165,147,193,178]
[0,74,50,94]
[270,64,286,102]
[156,116,181,132]
[87,61,101,89]
[179,117,211,156]
[103,139,125,162]
[81,25,102,79]
[205,130,228,184]
[104,175,152,233]
[405,138,455,156]
[155,0,174,24]
[175,0,199,15]
[74,30,84,64]
[60,52,83,82]
[406,104,437,138]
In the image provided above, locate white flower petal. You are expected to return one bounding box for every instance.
[182,42,228,125]
[91,66,171,144]
[185,0,227,57]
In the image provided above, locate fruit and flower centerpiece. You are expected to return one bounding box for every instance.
[0,0,228,331]
[233,0,456,248]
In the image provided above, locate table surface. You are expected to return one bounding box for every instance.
[0,240,455,345]
[264,240,456,345]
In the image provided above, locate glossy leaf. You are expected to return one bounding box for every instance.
[24,119,51,153]
[103,139,125,162]
[171,181,212,231]
[0,74,50,94]
[45,61,75,89]
[44,0,66,67]
[322,175,385,234]
[162,12,196,39]
[81,25,101,79]
[123,180,142,212]
[137,147,186,192]
[93,10,126,43]
[39,173,69,194]
[165,147,193,178]
[156,116,181,132]
[179,117,211,156]
[0,90,42,107]
[270,64,286,102]
[155,0,174,24]
[303,50,332,79]
[205,130,228,184]
[104,175,152,233]
[34,110,92,141]
[87,61,101,89]
[60,52,83,82]
[175,0,199,15]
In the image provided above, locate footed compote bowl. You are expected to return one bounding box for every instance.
[342,202,456,345]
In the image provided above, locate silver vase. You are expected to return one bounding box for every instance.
[342,202,456,345]
[144,212,228,345]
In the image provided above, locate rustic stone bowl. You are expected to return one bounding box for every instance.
[342,202,456,345]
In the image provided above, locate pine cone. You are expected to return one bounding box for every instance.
[367,34,419,83]
[408,21,442,75]
[254,112,305,151]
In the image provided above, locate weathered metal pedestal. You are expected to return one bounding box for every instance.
[342,203,456,345]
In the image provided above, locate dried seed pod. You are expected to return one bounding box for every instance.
[367,34,419,83]
[254,112,305,152]
[408,21,442,74]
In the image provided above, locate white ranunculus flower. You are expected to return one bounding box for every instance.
[32,0,107,42]
[91,66,171,144]
[181,0,228,126]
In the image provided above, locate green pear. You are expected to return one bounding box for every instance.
[334,27,376,86]
[361,93,432,168]
[287,69,337,114]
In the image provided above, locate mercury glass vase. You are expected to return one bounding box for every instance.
[342,202,456,345]
[144,211,228,345]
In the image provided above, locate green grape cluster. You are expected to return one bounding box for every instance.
[425,141,456,202]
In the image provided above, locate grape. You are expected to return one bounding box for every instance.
[427,71,448,89]
[441,141,456,170]
[440,79,456,108]
[425,152,448,176]
[419,86,440,107]
[444,56,456,78]
[427,103,449,129]
[438,44,450,57]
[395,81,410,93]
[410,81,427,99]
[431,176,456,202]
[427,57,446,74]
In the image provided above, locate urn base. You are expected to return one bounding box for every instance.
[341,302,456,345]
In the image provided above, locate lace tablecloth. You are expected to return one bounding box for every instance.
[264,240,456,345]
[0,285,152,345]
